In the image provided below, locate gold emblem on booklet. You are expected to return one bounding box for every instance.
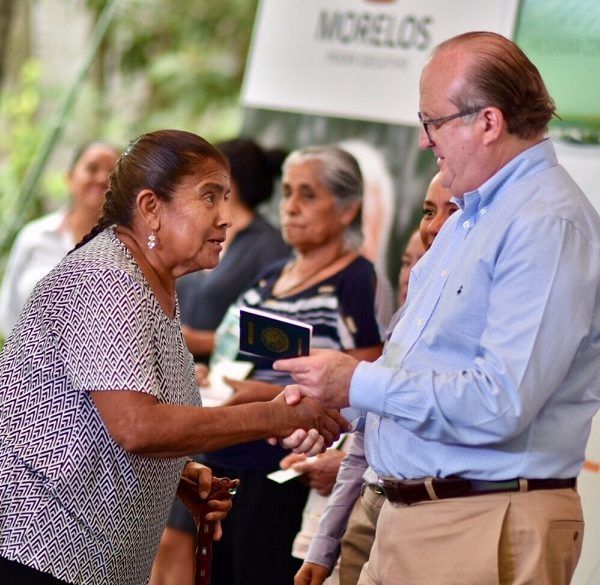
[261,327,291,354]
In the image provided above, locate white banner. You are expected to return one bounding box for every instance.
[242,0,520,126]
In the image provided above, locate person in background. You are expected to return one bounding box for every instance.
[397,230,424,307]
[339,139,396,329]
[294,172,456,585]
[277,31,600,585]
[0,141,119,337]
[0,130,344,585]
[196,145,383,585]
[177,138,290,360]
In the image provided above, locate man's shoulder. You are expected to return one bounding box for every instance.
[521,164,600,242]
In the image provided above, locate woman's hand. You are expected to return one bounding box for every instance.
[177,461,237,541]
[295,562,331,585]
[223,378,281,405]
[194,363,209,387]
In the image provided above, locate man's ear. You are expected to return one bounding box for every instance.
[480,106,505,146]
[136,189,163,231]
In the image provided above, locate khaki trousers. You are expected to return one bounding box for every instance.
[358,488,583,585]
[339,488,385,585]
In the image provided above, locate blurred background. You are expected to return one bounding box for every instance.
[0,0,258,260]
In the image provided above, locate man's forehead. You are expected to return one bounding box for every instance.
[420,51,468,107]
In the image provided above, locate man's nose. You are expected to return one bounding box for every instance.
[418,127,434,150]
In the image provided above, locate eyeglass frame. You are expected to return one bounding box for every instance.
[418,107,483,143]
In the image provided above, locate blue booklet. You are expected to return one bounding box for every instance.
[239,307,312,361]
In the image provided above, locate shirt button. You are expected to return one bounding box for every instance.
[417,318,424,327]
[441,269,448,278]
[463,220,470,229]
[480,208,487,215]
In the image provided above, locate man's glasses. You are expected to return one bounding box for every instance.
[418,107,482,143]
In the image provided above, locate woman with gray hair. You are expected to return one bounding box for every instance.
[154,145,383,585]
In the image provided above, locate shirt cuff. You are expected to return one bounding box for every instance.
[305,533,341,570]
[349,360,389,415]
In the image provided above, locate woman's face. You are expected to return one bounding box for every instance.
[419,175,458,250]
[158,159,232,277]
[398,231,425,305]
[280,160,355,253]
[67,144,119,215]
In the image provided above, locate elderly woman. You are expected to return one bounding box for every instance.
[0,141,120,337]
[178,145,383,585]
[0,130,345,585]
[177,138,290,360]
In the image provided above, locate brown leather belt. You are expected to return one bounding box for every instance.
[177,475,239,585]
[364,477,576,506]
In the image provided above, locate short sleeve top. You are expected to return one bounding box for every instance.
[0,229,201,585]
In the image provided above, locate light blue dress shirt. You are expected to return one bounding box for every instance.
[350,139,600,481]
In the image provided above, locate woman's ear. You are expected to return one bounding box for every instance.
[340,200,362,227]
[136,189,163,231]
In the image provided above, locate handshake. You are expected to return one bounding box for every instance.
[269,349,359,456]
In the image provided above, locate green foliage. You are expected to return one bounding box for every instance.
[105,0,258,140]
[0,60,64,262]
[0,0,259,272]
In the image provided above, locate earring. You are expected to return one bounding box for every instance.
[147,232,157,249]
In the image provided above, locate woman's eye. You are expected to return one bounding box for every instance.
[422,208,434,218]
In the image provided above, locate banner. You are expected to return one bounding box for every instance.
[242,0,519,126]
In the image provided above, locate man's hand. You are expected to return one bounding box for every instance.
[280,448,345,495]
[295,562,331,585]
[273,349,358,408]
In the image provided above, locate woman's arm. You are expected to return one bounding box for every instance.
[90,390,346,457]
[181,324,215,357]
[347,345,383,362]
[222,378,282,405]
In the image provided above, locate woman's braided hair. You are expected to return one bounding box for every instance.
[71,129,229,252]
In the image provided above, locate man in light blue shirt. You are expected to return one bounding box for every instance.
[277,31,600,585]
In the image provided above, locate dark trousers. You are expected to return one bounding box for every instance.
[0,557,71,585]
[208,465,308,585]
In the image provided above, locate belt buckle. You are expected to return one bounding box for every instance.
[361,481,385,498]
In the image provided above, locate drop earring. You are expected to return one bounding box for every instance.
[147,232,157,249]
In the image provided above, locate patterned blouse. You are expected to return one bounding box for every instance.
[0,229,201,585]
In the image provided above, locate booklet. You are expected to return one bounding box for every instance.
[239,306,312,361]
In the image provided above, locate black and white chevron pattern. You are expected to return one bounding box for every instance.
[0,229,201,584]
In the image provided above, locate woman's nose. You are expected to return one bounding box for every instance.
[219,200,233,228]
[281,195,298,215]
